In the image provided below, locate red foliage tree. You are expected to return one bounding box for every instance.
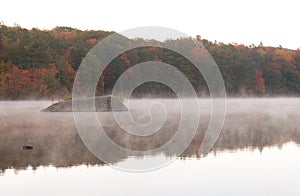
[255,69,265,94]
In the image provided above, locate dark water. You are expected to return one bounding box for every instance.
[0,99,300,195]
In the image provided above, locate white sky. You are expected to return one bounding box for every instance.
[1,0,300,49]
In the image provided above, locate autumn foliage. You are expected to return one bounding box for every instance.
[255,69,265,94]
[0,62,67,98]
[1,24,300,99]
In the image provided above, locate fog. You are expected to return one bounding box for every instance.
[1,98,300,174]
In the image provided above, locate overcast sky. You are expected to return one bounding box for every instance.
[2,0,299,49]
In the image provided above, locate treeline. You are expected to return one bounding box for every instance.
[0,24,300,99]
[0,25,112,99]
[201,38,300,96]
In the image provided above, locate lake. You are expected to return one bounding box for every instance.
[0,98,300,195]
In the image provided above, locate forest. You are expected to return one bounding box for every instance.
[0,24,300,99]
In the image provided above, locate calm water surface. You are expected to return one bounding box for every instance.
[0,98,300,195]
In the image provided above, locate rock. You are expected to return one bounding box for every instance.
[41,95,128,112]
[22,145,33,150]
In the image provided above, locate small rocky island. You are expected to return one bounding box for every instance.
[42,95,128,112]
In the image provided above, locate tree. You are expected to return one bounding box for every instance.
[255,69,265,94]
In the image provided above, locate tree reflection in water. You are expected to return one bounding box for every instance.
[1,99,300,174]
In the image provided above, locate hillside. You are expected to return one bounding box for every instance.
[0,24,300,99]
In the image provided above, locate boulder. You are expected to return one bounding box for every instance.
[22,145,33,150]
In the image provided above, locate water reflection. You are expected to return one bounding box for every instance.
[0,98,300,174]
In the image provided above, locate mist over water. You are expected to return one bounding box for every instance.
[0,98,300,173]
